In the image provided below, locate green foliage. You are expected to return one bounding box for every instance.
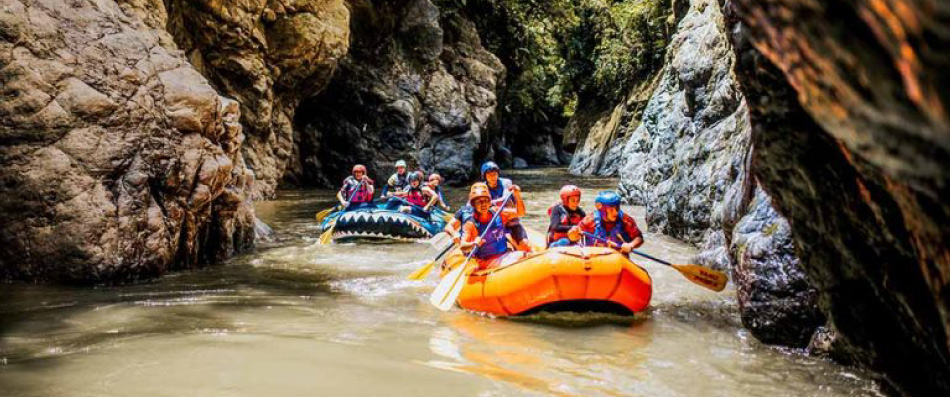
[440,0,671,120]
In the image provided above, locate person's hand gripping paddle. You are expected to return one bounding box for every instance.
[428,191,513,311]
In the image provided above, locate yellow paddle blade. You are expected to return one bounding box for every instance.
[671,264,728,292]
[315,207,335,223]
[442,213,454,222]
[319,223,335,245]
[407,260,435,280]
[429,261,474,311]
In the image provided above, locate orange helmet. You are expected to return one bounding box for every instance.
[352,164,367,174]
[469,182,491,202]
[559,185,581,204]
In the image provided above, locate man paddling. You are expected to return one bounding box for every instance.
[382,159,409,197]
[567,191,643,253]
[337,164,374,210]
[481,161,530,252]
[547,185,585,247]
[459,183,525,270]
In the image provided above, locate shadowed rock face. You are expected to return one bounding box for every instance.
[0,0,256,282]
[290,0,505,187]
[727,0,950,394]
[161,0,351,198]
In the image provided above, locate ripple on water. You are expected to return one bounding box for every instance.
[0,168,882,397]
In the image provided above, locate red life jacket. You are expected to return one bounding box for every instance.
[405,187,427,207]
[343,177,373,203]
[547,203,584,244]
[586,211,636,247]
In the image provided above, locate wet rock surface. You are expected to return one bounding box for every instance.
[728,0,950,394]
[290,0,504,187]
[162,0,351,198]
[568,0,823,348]
[0,0,256,282]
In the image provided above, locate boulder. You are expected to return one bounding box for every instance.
[0,0,255,282]
[160,0,351,198]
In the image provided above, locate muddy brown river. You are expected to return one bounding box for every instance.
[0,169,882,396]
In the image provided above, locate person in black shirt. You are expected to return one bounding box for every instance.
[548,185,585,247]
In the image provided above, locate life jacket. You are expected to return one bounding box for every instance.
[467,212,508,260]
[389,172,408,191]
[342,177,373,203]
[485,178,513,207]
[587,210,632,247]
[405,186,427,207]
[547,203,584,244]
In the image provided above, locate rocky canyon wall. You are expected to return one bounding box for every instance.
[0,0,257,282]
[728,0,950,394]
[161,0,351,198]
[289,0,505,186]
[568,0,823,347]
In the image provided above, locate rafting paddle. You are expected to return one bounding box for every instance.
[429,191,513,311]
[582,232,727,292]
[315,205,339,223]
[407,231,458,280]
[318,179,365,245]
[408,241,456,281]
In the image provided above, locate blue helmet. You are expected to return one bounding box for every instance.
[595,191,622,207]
[480,161,500,178]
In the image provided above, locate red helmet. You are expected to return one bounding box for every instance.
[469,183,490,202]
[352,164,367,174]
[559,185,581,204]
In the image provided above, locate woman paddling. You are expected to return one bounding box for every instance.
[547,185,585,247]
[459,183,525,270]
[337,164,374,210]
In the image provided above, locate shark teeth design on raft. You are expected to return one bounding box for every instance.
[332,210,434,242]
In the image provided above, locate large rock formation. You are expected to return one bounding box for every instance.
[290,0,505,186]
[569,0,823,347]
[162,0,351,197]
[0,0,256,282]
[728,0,950,394]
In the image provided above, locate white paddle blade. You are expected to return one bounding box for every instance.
[427,232,451,248]
[429,261,469,311]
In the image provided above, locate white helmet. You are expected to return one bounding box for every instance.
[395,160,407,168]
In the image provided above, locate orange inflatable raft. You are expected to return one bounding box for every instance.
[441,246,653,316]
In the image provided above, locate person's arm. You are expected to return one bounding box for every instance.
[507,184,525,218]
[459,222,481,253]
[364,176,375,196]
[337,189,347,206]
[422,187,438,211]
[549,207,573,233]
[620,215,644,253]
[567,217,593,242]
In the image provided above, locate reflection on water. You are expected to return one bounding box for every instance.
[0,169,881,396]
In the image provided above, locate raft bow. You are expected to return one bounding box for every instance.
[320,204,447,243]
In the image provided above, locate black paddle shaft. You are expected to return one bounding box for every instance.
[581,232,672,266]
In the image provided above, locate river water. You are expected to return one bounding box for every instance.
[0,169,881,396]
